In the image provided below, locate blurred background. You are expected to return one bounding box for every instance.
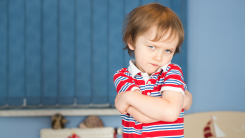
[0,0,245,138]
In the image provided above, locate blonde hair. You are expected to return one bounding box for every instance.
[123,3,184,57]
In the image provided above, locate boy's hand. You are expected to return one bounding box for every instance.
[183,90,192,110]
[115,91,130,114]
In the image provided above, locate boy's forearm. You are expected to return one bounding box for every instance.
[127,106,159,123]
[124,91,183,122]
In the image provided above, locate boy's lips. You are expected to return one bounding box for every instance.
[150,63,158,66]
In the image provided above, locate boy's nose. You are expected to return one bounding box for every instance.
[153,52,162,61]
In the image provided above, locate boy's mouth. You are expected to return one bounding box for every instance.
[150,63,158,66]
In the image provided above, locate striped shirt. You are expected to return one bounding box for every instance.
[113,60,186,138]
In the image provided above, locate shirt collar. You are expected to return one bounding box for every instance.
[128,59,171,77]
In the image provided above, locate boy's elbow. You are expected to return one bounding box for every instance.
[167,112,180,122]
[159,109,180,122]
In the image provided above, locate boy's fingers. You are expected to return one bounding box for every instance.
[121,111,127,115]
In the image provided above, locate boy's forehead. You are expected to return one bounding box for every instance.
[143,26,157,39]
[143,27,178,45]
[143,33,179,47]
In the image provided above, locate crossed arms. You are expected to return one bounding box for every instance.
[114,66,193,124]
[115,89,192,123]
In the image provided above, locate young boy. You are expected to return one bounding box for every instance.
[113,3,192,138]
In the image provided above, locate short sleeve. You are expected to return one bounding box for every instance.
[113,70,140,93]
[161,65,187,95]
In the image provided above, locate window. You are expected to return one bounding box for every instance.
[0,0,187,110]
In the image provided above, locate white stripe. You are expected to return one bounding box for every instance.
[166,70,184,80]
[165,79,184,85]
[150,91,162,97]
[139,85,145,91]
[161,86,185,95]
[114,76,128,87]
[119,82,132,93]
[121,114,142,124]
[122,126,142,135]
[145,85,154,90]
[124,72,130,76]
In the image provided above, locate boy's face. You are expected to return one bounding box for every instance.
[128,26,178,76]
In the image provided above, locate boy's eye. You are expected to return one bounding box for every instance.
[148,46,155,49]
[166,50,172,53]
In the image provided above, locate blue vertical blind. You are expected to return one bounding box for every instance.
[0,0,187,108]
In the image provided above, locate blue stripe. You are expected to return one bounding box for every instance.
[155,80,164,86]
[142,127,183,132]
[121,114,142,124]
[119,82,132,92]
[121,117,136,122]
[135,76,144,80]
[145,84,154,90]
[151,74,159,79]
[139,85,145,91]
[150,94,162,97]
[166,69,184,80]
[179,112,184,117]
[166,66,171,72]
[143,124,184,132]
[124,72,130,76]
[164,79,185,85]
[122,126,142,135]
[143,124,184,129]
[114,76,128,87]
[150,91,162,97]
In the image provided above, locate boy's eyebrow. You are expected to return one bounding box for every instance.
[146,42,159,47]
[146,41,176,51]
[145,40,159,47]
[168,48,175,51]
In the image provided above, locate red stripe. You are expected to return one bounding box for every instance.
[114,71,142,93]
[164,64,184,80]
[122,120,143,129]
[141,129,183,137]
[169,64,184,75]
[142,117,183,126]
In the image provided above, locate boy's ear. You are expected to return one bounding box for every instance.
[127,37,135,50]
[128,43,134,50]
